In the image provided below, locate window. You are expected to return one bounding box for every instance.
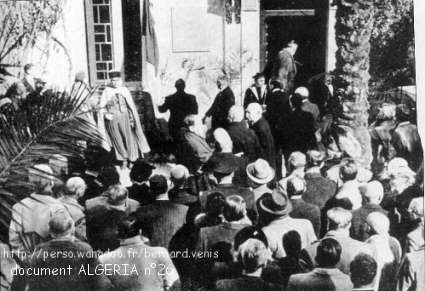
[90,0,114,81]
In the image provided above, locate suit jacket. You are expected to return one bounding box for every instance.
[279,109,316,155]
[85,195,140,215]
[287,268,353,291]
[303,172,337,209]
[262,216,317,259]
[158,91,198,140]
[391,121,423,171]
[302,100,320,123]
[264,89,290,135]
[301,230,373,274]
[243,86,267,108]
[350,203,388,241]
[206,86,235,130]
[397,246,425,291]
[135,200,188,248]
[290,198,321,237]
[99,236,179,291]
[226,121,262,162]
[251,117,276,169]
[216,275,284,291]
[28,238,112,291]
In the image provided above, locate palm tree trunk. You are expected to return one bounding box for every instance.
[333,0,374,167]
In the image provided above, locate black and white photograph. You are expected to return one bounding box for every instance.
[0,0,424,290]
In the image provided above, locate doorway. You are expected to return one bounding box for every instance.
[261,8,328,88]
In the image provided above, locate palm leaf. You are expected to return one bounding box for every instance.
[0,84,102,243]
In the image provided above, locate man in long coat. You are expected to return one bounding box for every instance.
[204,75,235,130]
[246,103,276,170]
[97,71,150,168]
[271,40,298,93]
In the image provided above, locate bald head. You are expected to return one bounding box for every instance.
[65,177,87,198]
[287,176,306,198]
[246,103,263,124]
[367,212,389,235]
[228,105,245,123]
[363,181,384,204]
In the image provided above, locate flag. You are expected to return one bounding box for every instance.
[141,0,159,75]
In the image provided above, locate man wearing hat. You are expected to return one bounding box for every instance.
[159,79,198,143]
[246,159,275,201]
[201,152,257,222]
[97,70,150,169]
[259,190,316,259]
[127,159,155,205]
[243,72,267,109]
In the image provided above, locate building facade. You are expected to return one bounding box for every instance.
[35,0,338,115]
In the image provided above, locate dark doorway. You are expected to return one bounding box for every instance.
[121,0,142,82]
[263,15,326,87]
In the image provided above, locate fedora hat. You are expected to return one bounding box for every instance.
[258,190,292,217]
[246,159,275,184]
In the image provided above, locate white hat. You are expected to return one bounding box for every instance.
[246,159,275,184]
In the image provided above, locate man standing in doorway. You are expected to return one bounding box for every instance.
[271,40,298,94]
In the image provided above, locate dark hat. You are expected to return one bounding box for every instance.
[206,152,243,175]
[169,188,198,205]
[109,70,121,78]
[258,189,292,216]
[130,159,155,182]
[234,226,268,250]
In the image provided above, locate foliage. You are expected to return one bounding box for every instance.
[369,0,415,90]
[0,85,101,243]
[0,0,64,65]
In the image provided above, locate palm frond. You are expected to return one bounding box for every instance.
[0,84,102,243]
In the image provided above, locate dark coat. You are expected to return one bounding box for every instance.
[264,89,290,135]
[226,121,262,162]
[135,200,188,248]
[216,276,284,291]
[28,238,112,291]
[290,198,321,237]
[133,90,157,133]
[302,172,337,209]
[251,117,276,169]
[178,127,213,173]
[279,109,316,156]
[127,183,154,206]
[391,122,423,171]
[243,86,267,108]
[158,90,198,141]
[205,87,235,130]
[350,203,388,241]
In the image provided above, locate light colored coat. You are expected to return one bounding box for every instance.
[99,236,179,291]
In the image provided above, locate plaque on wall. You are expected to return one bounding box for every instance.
[171,7,210,53]
[242,0,258,11]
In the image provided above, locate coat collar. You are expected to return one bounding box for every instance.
[313,268,344,276]
[249,86,267,100]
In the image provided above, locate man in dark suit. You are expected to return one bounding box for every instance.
[350,181,388,241]
[226,105,262,162]
[287,177,321,237]
[264,79,290,138]
[303,150,337,209]
[243,72,267,109]
[201,152,257,222]
[390,104,423,171]
[246,102,276,170]
[134,175,188,248]
[204,75,235,130]
[158,79,198,142]
[278,93,316,161]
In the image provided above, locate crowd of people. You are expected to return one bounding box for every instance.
[0,52,424,291]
